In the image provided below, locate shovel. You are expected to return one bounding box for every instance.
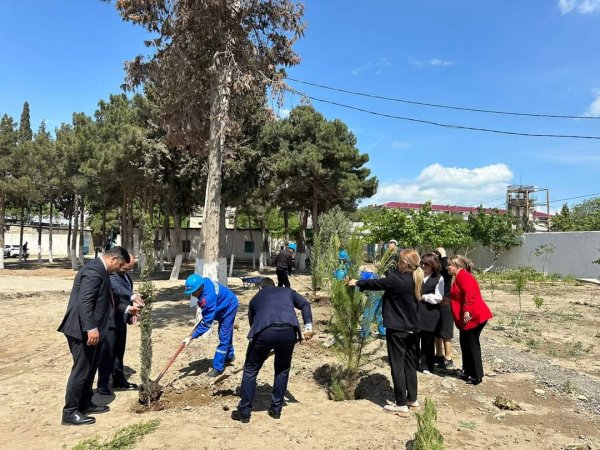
[139,341,186,404]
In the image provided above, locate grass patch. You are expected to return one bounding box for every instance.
[72,419,160,450]
[526,338,539,350]
[459,421,477,430]
[560,380,576,395]
[412,398,444,450]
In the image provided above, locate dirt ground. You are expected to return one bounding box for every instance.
[1,265,599,450]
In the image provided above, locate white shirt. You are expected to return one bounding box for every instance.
[422,274,445,305]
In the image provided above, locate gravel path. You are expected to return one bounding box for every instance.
[481,334,600,415]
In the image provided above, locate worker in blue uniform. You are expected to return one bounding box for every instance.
[181,274,239,377]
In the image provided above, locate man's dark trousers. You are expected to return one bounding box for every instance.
[238,325,296,418]
[97,320,127,388]
[276,269,290,288]
[64,336,100,416]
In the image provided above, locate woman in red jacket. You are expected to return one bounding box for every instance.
[447,255,492,385]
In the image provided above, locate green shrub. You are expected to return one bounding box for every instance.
[73,419,160,450]
[413,398,444,450]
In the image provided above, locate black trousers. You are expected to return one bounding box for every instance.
[386,329,419,406]
[238,325,296,418]
[418,330,436,372]
[98,322,128,388]
[459,321,487,381]
[276,269,291,288]
[63,336,100,417]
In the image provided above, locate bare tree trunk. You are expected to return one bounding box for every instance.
[78,198,85,264]
[159,210,168,271]
[169,212,183,281]
[120,191,128,250]
[19,206,25,261]
[200,61,232,281]
[71,195,79,270]
[259,219,268,270]
[67,212,72,252]
[0,193,5,270]
[312,177,319,236]
[48,201,54,263]
[127,193,134,251]
[37,204,43,262]
[228,212,238,277]
[297,210,308,271]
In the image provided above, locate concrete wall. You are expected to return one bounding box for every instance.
[4,226,94,257]
[470,231,600,279]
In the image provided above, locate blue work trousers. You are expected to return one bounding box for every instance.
[361,291,385,338]
[212,309,237,371]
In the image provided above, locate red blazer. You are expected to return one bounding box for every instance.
[450,269,492,331]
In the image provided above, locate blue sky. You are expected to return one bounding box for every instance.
[2,0,600,212]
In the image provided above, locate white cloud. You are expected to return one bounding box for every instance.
[584,89,600,117]
[558,0,600,14]
[276,108,290,119]
[367,163,513,207]
[351,58,391,76]
[409,56,454,68]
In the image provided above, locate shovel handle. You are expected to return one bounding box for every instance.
[154,342,186,384]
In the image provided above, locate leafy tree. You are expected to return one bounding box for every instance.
[468,207,522,272]
[570,197,600,231]
[106,0,305,281]
[550,203,574,231]
[18,102,32,144]
[0,114,19,270]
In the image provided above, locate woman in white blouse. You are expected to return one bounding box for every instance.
[418,253,445,374]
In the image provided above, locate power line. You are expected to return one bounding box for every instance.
[286,77,600,120]
[283,87,600,140]
[550,192,600,204]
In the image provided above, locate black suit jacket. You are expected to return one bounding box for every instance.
[57,258,114,342]
[110,272,133,328]
[247,286,312,341]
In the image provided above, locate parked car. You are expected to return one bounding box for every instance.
[3,244,29,258]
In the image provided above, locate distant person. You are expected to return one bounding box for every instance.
[96,255,143,395]
[418,253,444,374]
[334,249,351,281]
[181,274,239,377]
[232,278,313,423]
[22,241,28,260]
[350,249,424,415]
[275,243,296,287]
[447,255,493,385]
[383,239,399,276]
[58,246,130,426]
[433,248,455,368]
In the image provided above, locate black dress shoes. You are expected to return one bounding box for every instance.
[113,382,138,391]
[62,412,96,426]
[268,409,281,419]
[83,404,110,414]
[97,386,114,396]
[231,410,250,423]
[466,378,482,386]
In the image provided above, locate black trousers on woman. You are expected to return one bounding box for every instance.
[418,330,436,372]
[459,321,487,381]
[386,329,419,406]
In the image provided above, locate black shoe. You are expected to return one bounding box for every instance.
[83,404,110,414]
[268,409,281,419]
[466,378,482,386]
[231,410,250,423]
[225,356,235,366]
[113,382,138,391]
[62,411,96,426]
[434,355,445,365]
[443,359,454,368]
[206,368,224,378]
[97,386,113,396]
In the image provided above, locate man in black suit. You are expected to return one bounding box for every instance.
[231,277,313,423]
[97,255,142,395]
[58,246,130,426]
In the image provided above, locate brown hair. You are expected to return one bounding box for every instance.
[399,249,424,300]
[421,253,441,277]
[448,255,475,272]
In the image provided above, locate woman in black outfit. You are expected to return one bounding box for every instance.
[350,249,424,414]
[418,253,444,374]
[434,247,454,368]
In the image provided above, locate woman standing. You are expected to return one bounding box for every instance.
[447,255,492,385]
[350,249,424,414]
[418,253,444,374]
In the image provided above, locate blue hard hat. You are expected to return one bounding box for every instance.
[338,249,349,261]
[184,274,205,295]
[359,271,377,281]
[288,242,297,251]
[334,268,347,281]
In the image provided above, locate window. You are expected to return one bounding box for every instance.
[244,241,254,253]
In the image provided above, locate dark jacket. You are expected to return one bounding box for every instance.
[275,249,294,274]
[58,258,114,342]
[439,256,452,299]
[109,272,134,328]
[247,286,312,341]
[418,275,441,332]
[357,272,419,332]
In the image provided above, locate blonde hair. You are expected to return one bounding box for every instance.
[448,255,475,273]
[399,249,423,300]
